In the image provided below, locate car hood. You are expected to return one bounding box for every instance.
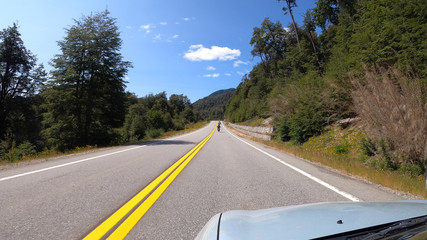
[195,200,427,240]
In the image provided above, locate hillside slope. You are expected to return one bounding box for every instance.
[225,0,426,176]
[193,88,235,120]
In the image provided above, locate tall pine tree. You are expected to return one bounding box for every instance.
[0,23,46,142]
[43,11,132,150]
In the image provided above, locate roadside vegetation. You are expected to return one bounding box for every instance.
[0,11,200,163]
[229,123,426,198]
[225,0,426,195]
[0,121,208,167]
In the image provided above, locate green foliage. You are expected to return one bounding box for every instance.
[193,88,234,120]
[42,10,131,150]
[3,141,37,162]
[121,92,198,142]
[361,137,377,157]
[122,104,148,142]
[250,18,287,62]
[398,164,425,178]
[276,115,291,141]
[0,23,46,146]
[334,144,349,154]
[351,0,427,76]
[281,74,332,144]
[145,128,164,139]
[227,0,425,158]
[288,102,326,144]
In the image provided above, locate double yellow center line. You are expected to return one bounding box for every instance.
[84,126,216,240]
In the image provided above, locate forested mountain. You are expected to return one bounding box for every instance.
[225,0,426,169]
[193,88,235,120]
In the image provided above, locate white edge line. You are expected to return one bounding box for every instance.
[0,146,145,182]
[224,125,361,202]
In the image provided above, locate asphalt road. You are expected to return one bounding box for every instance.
[0,121,405,239]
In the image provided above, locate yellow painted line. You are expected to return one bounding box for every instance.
[106,127,215,239]
[83,125,216,240]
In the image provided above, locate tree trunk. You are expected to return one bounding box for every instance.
[308,31,321,68]
[287,1,301,51]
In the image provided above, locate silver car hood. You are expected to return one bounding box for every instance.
[195,200,427,240]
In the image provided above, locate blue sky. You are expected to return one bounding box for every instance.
[1,0,317,102]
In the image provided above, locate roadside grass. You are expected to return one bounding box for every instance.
[157,121,210,139]
[0,145,98,168]
[227,124,426,198]
[0,121,210,167]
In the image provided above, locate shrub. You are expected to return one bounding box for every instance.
[335,144,349,154]
[289,103,326,144]
[361,137,377,156]
[3,141,37,162]
[281,75,330,144]
[276,115,291,141]
[173,119,185,131]
[398,163,425,177]
[145,129,164,139]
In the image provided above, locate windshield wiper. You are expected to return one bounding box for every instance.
[313,215,427,240]
[361,215,427,240]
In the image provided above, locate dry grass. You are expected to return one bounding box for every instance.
[352,67,427,165]
[0,145,99,169]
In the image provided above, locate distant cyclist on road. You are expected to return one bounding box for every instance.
[217,121,221,132]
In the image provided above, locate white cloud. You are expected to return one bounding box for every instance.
[233,60,250,68]
[184,44,241,61]
[140,24,150,30]
[140,24,151,33]
[126,25,132,29]
[224,73,232,77]
[183,17,190,21]
[203,73,220,78]
[172,34,179,39]
[206,66,216,71]
[153,34,161,40]
[237,71,245,76]
[160,22,168,25]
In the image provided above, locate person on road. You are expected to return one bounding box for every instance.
[217,121,221,132]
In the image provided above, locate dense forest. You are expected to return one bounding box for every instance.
[225,0,426,171]
[0,11,198,161]
[192,88,235,120]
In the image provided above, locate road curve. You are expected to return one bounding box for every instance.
[0,122,403,239]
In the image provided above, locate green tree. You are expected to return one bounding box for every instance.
[43,11,132,150]
[312,0,357,30]
[0,23,46,141]
[169,94,190,118]
[351,0,427,76]
[122,103,148,142]
[250,18,287,63]
[303,10,321,68]
[278,0,301,51]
